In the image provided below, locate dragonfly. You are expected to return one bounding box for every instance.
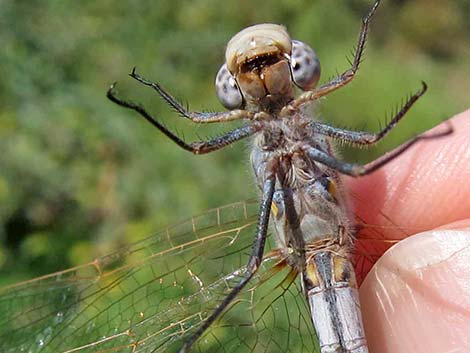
[0,1,452,352]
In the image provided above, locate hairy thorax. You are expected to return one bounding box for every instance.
[250,111,353,263]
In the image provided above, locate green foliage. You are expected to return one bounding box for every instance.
[0,0,469,286]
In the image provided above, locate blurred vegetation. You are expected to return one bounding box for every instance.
[0,0,469,286]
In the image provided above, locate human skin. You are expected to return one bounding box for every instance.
[347,110,470,353]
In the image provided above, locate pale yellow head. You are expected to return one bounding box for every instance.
[225,24,292,74]
[215,23,321,112]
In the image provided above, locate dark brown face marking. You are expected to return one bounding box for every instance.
[240,53,283,73]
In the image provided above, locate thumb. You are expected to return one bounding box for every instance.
[359,226,470,353]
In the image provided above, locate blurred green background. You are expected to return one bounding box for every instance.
[0,0,469,286]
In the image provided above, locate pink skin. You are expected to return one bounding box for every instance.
[347,110,470,353]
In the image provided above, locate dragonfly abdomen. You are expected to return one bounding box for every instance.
[304,251,368,353]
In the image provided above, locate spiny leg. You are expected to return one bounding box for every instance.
[304,123,453,177]
[107,84,259,154]
[179,175,276,353]
[309,82,427,145]
[130,68,254,123]
[289,0,382,109]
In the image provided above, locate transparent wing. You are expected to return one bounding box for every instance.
[0,195,428,353]
[0,200,318,353]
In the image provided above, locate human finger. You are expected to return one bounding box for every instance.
[360,228,470,353]
[348,109,470,241]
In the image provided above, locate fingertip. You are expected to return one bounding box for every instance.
[360,228,470,353]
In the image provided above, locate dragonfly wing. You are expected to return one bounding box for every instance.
[190,255,319,353]
[0,200,319,353]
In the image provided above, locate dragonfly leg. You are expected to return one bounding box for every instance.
[179,175,276,353]
[188,123,261,154]
[130,68,255,123]
[305,122,453,177]
[107,83,260,154]
[309,82,427,145]
[289,0,382,109]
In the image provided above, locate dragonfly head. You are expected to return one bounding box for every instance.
[215,24,321,112]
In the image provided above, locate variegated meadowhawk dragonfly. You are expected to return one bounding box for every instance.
[0,1,454,352]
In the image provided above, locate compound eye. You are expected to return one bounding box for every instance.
[290,40,321,91]
[215,63,243,109]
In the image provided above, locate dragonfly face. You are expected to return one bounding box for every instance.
[215,24,321,112]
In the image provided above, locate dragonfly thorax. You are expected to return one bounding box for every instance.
[250,116,354,265]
